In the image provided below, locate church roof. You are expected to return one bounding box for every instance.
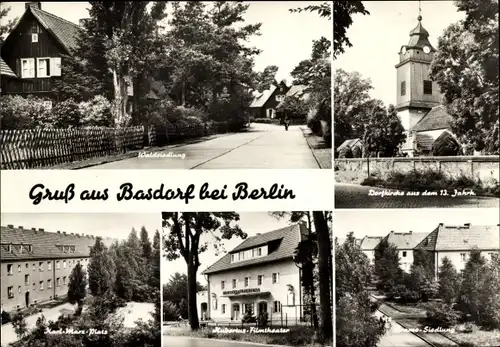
[412,105,453,132]
[406,16,436,51]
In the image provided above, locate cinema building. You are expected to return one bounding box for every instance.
[197,223,308,322]
[0,225,113,312]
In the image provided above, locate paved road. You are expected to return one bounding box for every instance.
[1,302,75,346]
[335,183,500,208]
[163,335,288,347]
[84,123,320,169]
[374,310,429,347]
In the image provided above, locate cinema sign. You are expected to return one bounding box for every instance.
[223,288,260,295]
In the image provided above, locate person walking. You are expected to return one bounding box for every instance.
[284,116,290,131]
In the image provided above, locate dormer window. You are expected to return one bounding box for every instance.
[231,254,235,262]
[7,244,12,253]
[20,245,23,253]
[257,248,262,256]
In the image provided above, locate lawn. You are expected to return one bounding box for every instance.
[163,325,331,347]
[442,324,500,347]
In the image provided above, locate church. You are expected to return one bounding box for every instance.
[395,13,456,157]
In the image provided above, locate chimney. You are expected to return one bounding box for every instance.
[25,2,41,10]
[39,228,44,232]
[409,231,412,234]
[256,233,261,235]
[63,231,67,236]
[438,223,444,227]
[7,224,14,228]
[464,223,471,228]
[31,228,36,231]
[18,226,24,230]
[57,231,61,234]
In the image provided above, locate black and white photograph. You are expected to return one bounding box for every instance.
[333,0,499,208]
[0,213,161,347]
[0,1,332,170]
[161,211,333,347]
[335,208,500,347]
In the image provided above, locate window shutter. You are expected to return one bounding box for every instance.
[51,57,61,76]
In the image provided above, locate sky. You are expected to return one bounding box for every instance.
[334,0,465,107]
[335,209,500,241]
[1,1,331,84]
[0,213,161,241]
[161,212,292,286]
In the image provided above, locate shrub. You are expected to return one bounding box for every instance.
[0,95,52,130]
[79,95,114,127]
[241,306,256,323]
[425,303,460,328]
[252,118,280,124]
[11,312,28,339]
[338,147,353,159]
[163,301,180,321]
[307,116,323,136]
[257,311,269,327]
[45,98,81,128]
[1,310,11,325]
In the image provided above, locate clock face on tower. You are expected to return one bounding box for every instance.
[423,46,431,54]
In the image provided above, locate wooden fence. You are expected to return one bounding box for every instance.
[1,126,144,169]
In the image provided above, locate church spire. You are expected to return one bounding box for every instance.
[418,0,422,22]
[406,0,434,51]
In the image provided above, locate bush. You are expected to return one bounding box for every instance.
[307,116,322,136]
[0,95,52,130]
[241,306,256,323]
[49,98,81,128]
[1,310,11,325]
[257,311,269,327]
[425,303,460,328]
[431,131,462,156]
[163,301,180,321]
[252,118,280,124]
[79,95,114,127]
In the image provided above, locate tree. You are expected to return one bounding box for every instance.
[277,95,309,120]
[163,272,204,318]
[162,212,246,330]
[483,254,500,329]
[0,5,18,45]
[88,237,116,297]
[335,235,385,347]
[255,65,279,92]
[333,1,369,59]
[313,211,333,340]
[457,249,488,325]
[362,102,405,157]
[432,131,462,156]
[334,69,374,150]
[11,312,28,340]
[68,262,87,315]
[374,238,403,294]
[140,227,153,259]
[438,257,460,304]
[429,0,499,154]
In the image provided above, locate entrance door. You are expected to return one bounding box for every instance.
[200,302,208,320]
[25,292,30,307]
[258,302,267,316]
[232,303,240,320]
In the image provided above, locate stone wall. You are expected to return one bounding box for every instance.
[335,156,499,182]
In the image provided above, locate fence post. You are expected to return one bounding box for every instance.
[367,156,370,177]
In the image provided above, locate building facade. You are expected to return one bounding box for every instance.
[249,81,290,119]
[0,225,113,313]
[198,223,307,323]
[414,223,500,279]
[359,236,383,264]
[376,230,429,272]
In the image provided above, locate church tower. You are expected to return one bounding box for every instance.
[395,6,442,155]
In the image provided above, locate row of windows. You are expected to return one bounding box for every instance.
[219,301,282,314]
[6,259,87,275]
[20,57,62,79]
[221,273,279,290]
[7,277,67,298]
[230,247,264,263]
[400,80,433,96]
[4,244,32,253]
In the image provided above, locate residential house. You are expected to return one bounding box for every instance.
[0,224,115,312]
[337,138,363,156]
[249,81,290,120]
[197,223,307,323]
[275,84,309,120]
[1,2,81,101]
[376,230,429,272]
[359,236,383,264]
[414,223,500,279]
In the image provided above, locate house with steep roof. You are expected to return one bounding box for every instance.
[414,223,500,279]
[410,105,455,155]
[249,81,290,120]
[0,2,81,99]
[197,223,307,322]
[0,224,115,312]
[337,138,363,156]
[359,236,383,264]
[376,230,429,272]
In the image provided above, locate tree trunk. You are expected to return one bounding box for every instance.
[112,67,131,128]
[313,211,333,340]
[187,263,200,330]
[306,212,319,329]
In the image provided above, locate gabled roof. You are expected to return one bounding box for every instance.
[412,105,452,132]
[202,223,305,275]
[1,225,116,261]
[4,6,82,54]
[378,231,429,250]
[337,138,362,151]
[276,84,310,108]
[415,224,500,251]
[249,85,277,108]
[360,236,382,250]
[1,57,18,78]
